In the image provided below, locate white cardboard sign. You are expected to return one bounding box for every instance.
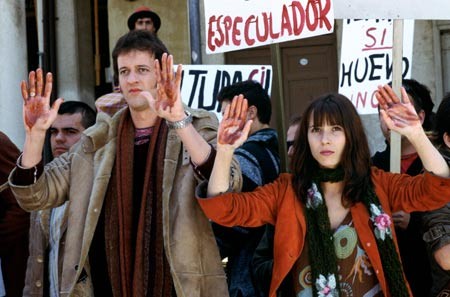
[204,0,334,54]
[180,64,272,120]
[338,19,414,114]
[333,0,450,19]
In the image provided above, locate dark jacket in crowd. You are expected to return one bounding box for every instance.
[0,131,29,297]
[251,224,275,297]
[213,128,280,297]
[372,145,432,297]
[422,151,450,296]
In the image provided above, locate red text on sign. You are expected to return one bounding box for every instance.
[207,0,332,52]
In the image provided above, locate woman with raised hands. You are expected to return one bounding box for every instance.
[196,87,450,297]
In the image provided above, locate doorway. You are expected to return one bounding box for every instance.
[225,33,339,131]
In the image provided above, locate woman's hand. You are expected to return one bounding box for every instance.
[375,84,422,139]
[208,95,252,197]
[218,95,252,149]
[20,68,63,133]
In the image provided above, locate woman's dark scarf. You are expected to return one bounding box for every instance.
[304,167,409,296]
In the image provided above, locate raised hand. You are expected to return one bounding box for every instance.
[376,85,449,178]
[20,69,63,168]
[20,68,63,132]
[207,95,252,197]
[150,53,185,122]
[375,84,421,137]
[218,95,252,147]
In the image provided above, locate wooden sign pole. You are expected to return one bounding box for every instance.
[389,19,404,173]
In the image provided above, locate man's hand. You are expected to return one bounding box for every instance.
[145,53,185,122]
[20,68,63,133]
[218,95,252,148]
[20,69,63,168]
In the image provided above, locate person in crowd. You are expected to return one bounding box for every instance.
[251,114,301,297]
[286,115,302,159]
[94,83,127,116]
[9,30,241,297]
[422,93,450,296]
[371,79,434,296]
[212,80,280,297]
[127,6,161,34]
[23,101,96,296]
[196,86,450,297]
[0,132,28,297]
[49,101,96,158]
[96,6,162,116]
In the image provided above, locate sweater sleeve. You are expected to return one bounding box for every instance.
[371,167,450,213]
[189,108,242,191]
[9,148,73,212]
[196,174,291,227]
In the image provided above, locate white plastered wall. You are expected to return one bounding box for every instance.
[0,1,28,148]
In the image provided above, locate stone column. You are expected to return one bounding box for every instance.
[55,0,95,105]
[0,1,28,147]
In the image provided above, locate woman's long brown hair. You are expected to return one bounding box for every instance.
[291,93,372,205]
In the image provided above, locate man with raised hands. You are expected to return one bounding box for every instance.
[9,30,241,297]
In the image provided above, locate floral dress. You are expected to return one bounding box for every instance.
[292,213,383,297]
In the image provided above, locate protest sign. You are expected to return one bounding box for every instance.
[204,0,334,54]
[334,0,450,19]
[338,19,414,114]
[180,65,272,120]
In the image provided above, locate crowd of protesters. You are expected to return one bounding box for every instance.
[1,5,450,297]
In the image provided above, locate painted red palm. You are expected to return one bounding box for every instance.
[155,53,181,110]
[24,97,46,129]
[218,95,248,145]
[156,77,176,109]
[21,69,53,129]
[375,85,420,128]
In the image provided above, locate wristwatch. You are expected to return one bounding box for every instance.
[166,110,193,129]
